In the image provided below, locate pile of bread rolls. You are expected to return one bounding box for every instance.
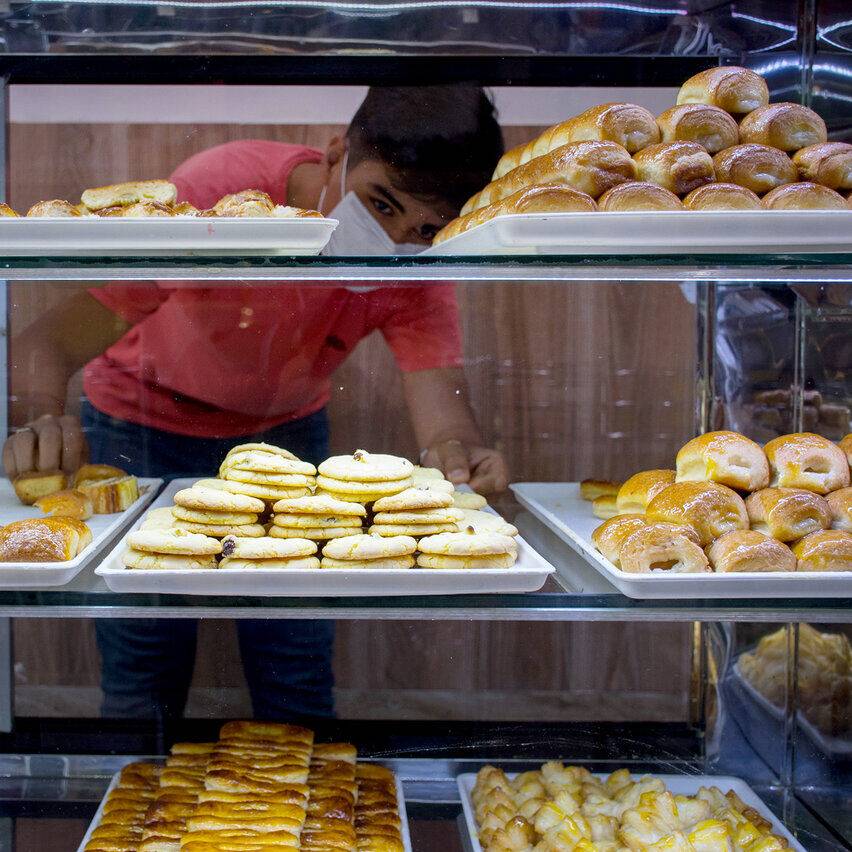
[583,430,852,575]
[0,181,322,220]
[434,66,852,245]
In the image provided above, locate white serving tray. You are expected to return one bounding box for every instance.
[457,771,804,852]
[424,210,852,256]
[77,767,411,852]
[0,216,337,256]
[510,482,852,599]
[96,479,555,596]
[0,477,161,588]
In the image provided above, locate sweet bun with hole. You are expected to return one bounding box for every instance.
[761,182,848,210]
[597,181,683,211]
[738,103,827,152]
[616,470,676,515]
[792,530,852,572]
[675,430,769,492]
[683,183,761,210]
[677,66,769,115]
[712,144,797,195]
[657,104,739,153]
[827,487,852,532]
[632,142,715,195]
[745,487,831,541]
[840,434,852,467]
[793,142,852,191]
[618,524,710,574]
[592,495,618,520]
[706,530,796,573]
[764,433,850,494]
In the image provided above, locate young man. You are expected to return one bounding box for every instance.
[4,85,508,721]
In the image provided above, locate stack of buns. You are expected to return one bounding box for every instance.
[585,429,852,574]
[435,65,851,245]
[11,462,138,513]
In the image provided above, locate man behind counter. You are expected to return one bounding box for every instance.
[4,85,508,720]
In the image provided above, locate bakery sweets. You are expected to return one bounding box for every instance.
[792,529,852,572]
[317,450,413,504]
[0,517,92,562]
[597,181,683,211]
[26,200,81,217]
[592,494,618,520]
[12,470,66,505]
[712,144,797,194]
[683,182,762,210]
[320,533,417,569]
[739,103,827,152]
[646,481,749,546]
[539,102,660,156]
[706,529,796,573]
[618,523,710,574]
[0,203,18,217]
[632,142,715,195]
[77,474,139,513]
[219,447,316,501]
[81,179,177,211]
[417,527,517,569]
[212,189,275,217]
[827,487,852,532]
[74,463,127,487]
[615,469,676,515]
[656,104,739,153]
[841,433,852,468]
[369,486,461,539]
[34,489,93,520]
[218,535,319,569]
[764,432,850,494]
[172,484,265,539]
[676,430,769,492]
[793,142,852,191]
[122,528,221,570]
[592,514,648,565]
[745,487,831,542]
[677,66,769,115]
[271,493,365,542]
[579,479,622,501]
[761,181,848,210]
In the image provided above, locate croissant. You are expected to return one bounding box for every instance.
[761,181,848,210]
[793,142,852,191]
[657,104,739,153]
[633,142,715,195]
[597,181,683,211]
[739,103,827,152]
[677,66,769,115]
[683,183,761,210]
[712,144,798,194]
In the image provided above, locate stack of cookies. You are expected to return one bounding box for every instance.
[219,534,319,569]
[316,451,413,504]
[270,494,366,542]
[411,465,455,494]
[417,527,518,569]
[122,529,222,570]
[368,487,463,539]
[320,533,417,570]
[171,485,266,538]
[215,443,317,505]
[458,508,519,537]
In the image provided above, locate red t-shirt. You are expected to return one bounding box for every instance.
[83,141,462,438]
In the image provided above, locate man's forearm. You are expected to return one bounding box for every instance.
[9,334,72,425]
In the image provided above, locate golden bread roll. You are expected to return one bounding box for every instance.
[682,183,762,210]
[12,470,67,505]
[792,529,852,572]
[706,530,796,573]
[0,517,90,562]
[656,104,739,153]
[739,103,827,152]
[78,474,139,513]
[761,181,848,210]
[492,142,528,180]
[111,200,174,218]
[592,494,618,520]
[591,514,647,564]
[646,481,749,546]
[213,189,275,217]
[676,430,769,491]
[618,524,710,574]
[74,463,127,486]
[764,432,850,494]
[616,469,676,514]
[0,203,18,217]
[745,487,831,541]
[173,201,200,216]
[712,144,797,194]
[81,179,176,211]
[460,141,635,215]
[26,200,81,217]
[677,66,769,115]
[841,433,852,466]
[579,479,622,501]
[827,487,852,532]
[793,142,852,191]
[597,181,683,211]
[632,142,715,195]
[541,103,660,156]
[34,488,94,521]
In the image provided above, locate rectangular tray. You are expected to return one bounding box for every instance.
[0,477,161,588]
[0,216,337,256]
[96,479,555,596]
[510,482,851,599]
[77,767,412,852]
[457,771,804,852]
[424,210,852,256]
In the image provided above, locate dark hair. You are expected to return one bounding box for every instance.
[346,85,504,213]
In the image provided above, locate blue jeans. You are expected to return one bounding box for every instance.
[82,400,334,721]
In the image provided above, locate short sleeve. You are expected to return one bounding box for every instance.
[377,284,463,372]
[89,283,169,326]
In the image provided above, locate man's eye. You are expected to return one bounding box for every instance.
[370,197,394,216]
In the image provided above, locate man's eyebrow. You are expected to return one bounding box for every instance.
[371,183,405,214]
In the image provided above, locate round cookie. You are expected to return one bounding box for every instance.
[372,509,462,525]
[459,509,519,537]
[315,475,411,496]
[317,490,390,504]
[411,466,445,481]
[172,521,266,538]
[225,443,298,461]
[368,523,459,537]
[452,492,488,510]
[220,535,317,559]
[322,533,417,561]
[140,507,178,530]
[417,480,455,495]
[195,478,311,501]
[272,514,362,529]
[174,486,265,514]
[123,548,217,570]
[416,553,516,569]
[418,530,515,556]
[272,495,367,516]
[372,488,454,512]
[127,529,222,556]
[270,525,361,540]
[318,450,414,482]
[172,506,258,525]
[221,450,316,476]
[223,468,315,487]
[219,556,321,570]
[320,555,415,570]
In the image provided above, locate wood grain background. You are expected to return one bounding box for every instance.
[7,121,697,722]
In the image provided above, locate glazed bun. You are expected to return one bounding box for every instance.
[597,181,683,211]
[618,524,710,574]
[683,183,761,211]
[706,530,796,573]
[793,142,852,191]
[840,434,852,468]
[633,142,715,196]
[592,495,618,520]
[827,487,852,532]
[745,487,832,541]
[616,470,676,515]
[26,200,81,218]
[0,203,18,217]
[579,480,622,501]
[493,142,528,180]
[592,514,648,565]
[764,433,850,494]
[657,104,739,153]
[677,67,769,115]
[761,182,848,210]
[792,530,852,572]
[712,144,797,195]
[646,481,749,547]
[676,430,769,492]
[738,103,827,152]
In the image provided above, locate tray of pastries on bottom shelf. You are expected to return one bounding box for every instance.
[425,65,852,256]
[732,624,851,758]
[0,180,336,256]
[459,764,804,852]
[0,463,160,588]
[95,443,554,595]
[512,430,852,599]
[78,720,410,852]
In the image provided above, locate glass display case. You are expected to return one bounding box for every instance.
[0,1,850,850]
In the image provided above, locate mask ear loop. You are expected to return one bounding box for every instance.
[317,147,349,216]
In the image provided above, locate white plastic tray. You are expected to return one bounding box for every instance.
[0,477,161,588]
[96,479,555,596]
[0,216,337,256]
[425,210,852,256]
[457,771,804,852]
[510,482,852,599]
[77,767,411,852]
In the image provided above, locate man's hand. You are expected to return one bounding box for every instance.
[423,439,510,495]
[2,414,88,479]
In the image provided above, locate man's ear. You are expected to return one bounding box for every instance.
[326,135,347,167]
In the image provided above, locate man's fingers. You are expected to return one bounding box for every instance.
[32,416,63,471]
[436,441,470,485]
[468,451,510,494]
[11,429,36,476]
[59,415,86,474]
